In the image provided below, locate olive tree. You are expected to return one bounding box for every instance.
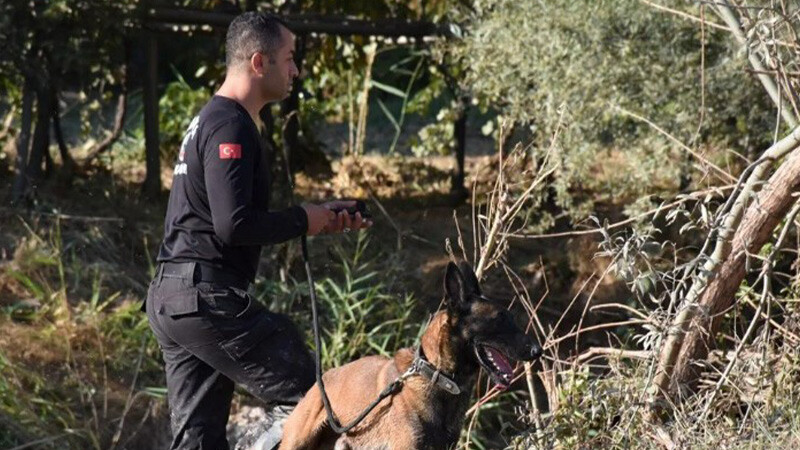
[447,0,776,227]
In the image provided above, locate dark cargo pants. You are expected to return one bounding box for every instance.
[145,262,315,450]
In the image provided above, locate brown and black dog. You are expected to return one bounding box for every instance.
[280,262,543,450]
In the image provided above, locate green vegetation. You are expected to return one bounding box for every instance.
[448,0,778,227]
[4,0,800,449]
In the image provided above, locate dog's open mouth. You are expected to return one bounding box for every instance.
[474,344,515,389]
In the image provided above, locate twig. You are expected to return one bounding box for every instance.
[474,124,508,278]
[118,398,155,450]
[547,274,595,342]
[523,362,545,439]
[742,297,800,344]
[546,319,650,348]
[574,263,615,354]
[452,210,470,263]
[462,382,481,450]
[9,434,72,450]
[1,207,124,224]
[639,0,731,32]
[615,106,735,182]
[507,185,734,239]
[590,302,652,321]
[366,190,403,250]
[575,347,652,365]
[109,335,148,450]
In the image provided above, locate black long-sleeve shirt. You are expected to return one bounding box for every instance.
[157,95,308,282]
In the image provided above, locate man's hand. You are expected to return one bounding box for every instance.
[303,203,336,236]
[302,201,373,236]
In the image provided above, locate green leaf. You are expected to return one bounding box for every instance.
[369,80,406,98]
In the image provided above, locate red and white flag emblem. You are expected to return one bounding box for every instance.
[219,143,242,159]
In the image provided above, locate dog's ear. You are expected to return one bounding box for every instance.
[458,262,481,296]
[445,261,480,313]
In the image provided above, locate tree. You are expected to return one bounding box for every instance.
[650,0,800,408]
[446,0,779,229]
[1,0,136,204]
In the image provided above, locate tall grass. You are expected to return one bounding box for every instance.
[0,217,163,449]
[255,232,423,370]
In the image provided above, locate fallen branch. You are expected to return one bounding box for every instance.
[80,87,128,166]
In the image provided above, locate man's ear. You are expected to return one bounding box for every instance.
[444,261,478,314]
[250,52,264,75]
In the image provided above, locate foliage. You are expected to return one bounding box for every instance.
[303,0,452,21]
[254,232,423,368]
[510,353,800,449]
[0,217,164,448]
[410,100,459,157]
[0,0,137,80]
[300,37,441,155]
[445,0,779,226]
[0,0,138,117]
[159,70,211,162]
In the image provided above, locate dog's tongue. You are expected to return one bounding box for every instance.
[486,346,513,375]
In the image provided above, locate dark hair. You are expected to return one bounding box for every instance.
[225,12,289,69]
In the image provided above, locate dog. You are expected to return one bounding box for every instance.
[279,261,543,450]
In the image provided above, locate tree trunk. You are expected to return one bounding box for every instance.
[27,84,53,184]
[52,88,76,187]
[281,0,303,173]
[645,1,800,410]
[10,79,35,205]
[81,50,129,167]
[662,145,800,396]
[142,33,161,198]
[451,96,469,202]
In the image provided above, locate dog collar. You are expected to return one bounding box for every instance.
[409,347,461,395]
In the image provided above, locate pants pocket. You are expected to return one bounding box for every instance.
[161,289,200,317]
[219,311,278,359]
[197,283,252,319]
[197,285,278,359]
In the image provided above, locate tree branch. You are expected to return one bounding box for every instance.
[650,124,800,410]
[713,0,799,128]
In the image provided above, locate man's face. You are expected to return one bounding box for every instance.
[258,26,299,102]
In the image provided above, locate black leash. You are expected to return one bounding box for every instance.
[301,235,408,433]
[278,140,405,434]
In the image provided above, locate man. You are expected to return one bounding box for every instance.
[145,12,370,450]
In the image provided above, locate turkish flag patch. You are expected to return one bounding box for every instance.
[219,143,242,159]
